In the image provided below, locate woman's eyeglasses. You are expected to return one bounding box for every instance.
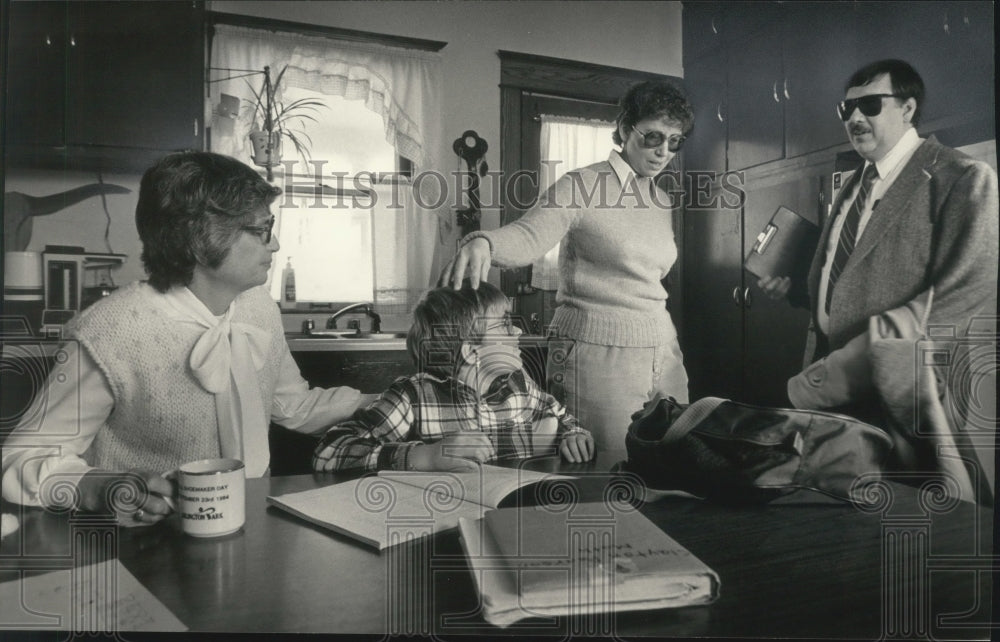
[631,127,686,152]
[837,93,905,121]
[241,215,276,244]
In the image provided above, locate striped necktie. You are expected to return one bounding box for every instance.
[826,163,878,313]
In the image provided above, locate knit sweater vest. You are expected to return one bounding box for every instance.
[68,282,285,474]
[474,159,677,347]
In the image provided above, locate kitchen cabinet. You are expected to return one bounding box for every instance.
[681,183,742,401]
[726,31,784,171]
[682,170,826,406]
[782,2,864,159]
[682,54,727,175]
[4,0,205,170]
[855,1,994,134]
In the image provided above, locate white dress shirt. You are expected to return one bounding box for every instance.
[817,127,923,334]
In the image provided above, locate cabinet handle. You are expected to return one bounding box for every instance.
[45,34,52,46]
[783,78,790,100]
[194,118,199,137]
[716,103,724,123]
[69,34,76,47]
[942,10,950,35]
[772,82,780,103]
[744,287,752,309]
[732,286,743,306]
[710,16,718,35]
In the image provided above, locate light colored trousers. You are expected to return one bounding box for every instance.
[546,336,689,453]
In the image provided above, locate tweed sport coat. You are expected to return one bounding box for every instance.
[805,135,999,361]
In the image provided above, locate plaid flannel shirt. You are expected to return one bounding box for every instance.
[313,369,588,472]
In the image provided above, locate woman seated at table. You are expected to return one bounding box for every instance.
[1,151,369,525]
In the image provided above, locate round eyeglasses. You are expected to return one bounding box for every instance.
[241,215,276,244]
[631,126,686,152]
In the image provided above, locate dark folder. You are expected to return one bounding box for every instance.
[743,206,819,280]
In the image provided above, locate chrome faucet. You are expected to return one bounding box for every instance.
[326,302,382,333]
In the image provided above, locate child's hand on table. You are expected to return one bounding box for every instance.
[560,432,595,463]
[407,433,494,472]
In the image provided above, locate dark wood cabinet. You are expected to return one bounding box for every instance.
[4,0,205,170]
[782,2,864,159]
[682,169,828,406]
[739,173,825,407]
[682,55,727,175]
[681,183,742,401]
[726,31,784,171]
[4,1,67,147]
[855,1,994,134]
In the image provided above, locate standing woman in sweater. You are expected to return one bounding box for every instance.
[1,152,368,523]
[441,81,694,451]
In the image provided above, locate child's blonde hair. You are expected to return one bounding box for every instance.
[406,279,509,376]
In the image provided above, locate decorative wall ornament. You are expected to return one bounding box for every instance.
[453,130,489,238]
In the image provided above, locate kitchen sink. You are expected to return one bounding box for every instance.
[297,330,408,339]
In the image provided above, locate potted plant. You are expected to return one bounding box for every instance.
[246,65,327,175]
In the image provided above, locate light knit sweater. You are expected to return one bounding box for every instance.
[469,154,678,347]
[67,282,285,474]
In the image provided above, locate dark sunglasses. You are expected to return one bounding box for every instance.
[837,93,905,121]
[631,126,686,152]
[241,215,276,244]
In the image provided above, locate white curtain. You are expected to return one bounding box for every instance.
[531,115,616,290]
[209,24,443,311]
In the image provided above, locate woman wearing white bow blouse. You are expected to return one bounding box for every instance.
[1,152,368,524]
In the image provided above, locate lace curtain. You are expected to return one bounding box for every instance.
[209,24,443,312]
[531,115,617,290]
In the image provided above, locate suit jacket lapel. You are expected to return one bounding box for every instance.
[846,137,938,268]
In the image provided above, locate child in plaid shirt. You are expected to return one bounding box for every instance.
[313,281,594,472]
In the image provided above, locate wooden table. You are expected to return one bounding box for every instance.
[1,451,993,638]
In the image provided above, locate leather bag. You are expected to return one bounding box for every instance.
[619,394,894,504]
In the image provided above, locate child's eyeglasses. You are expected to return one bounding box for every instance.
[631,127,686,151]
[483,314,520,336]
[837,94,905,121]
[241,215,276,244]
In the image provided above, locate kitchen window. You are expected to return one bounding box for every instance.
[208,18,444,313]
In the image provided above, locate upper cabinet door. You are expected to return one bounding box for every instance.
[783,2,862,158]
[5,1,67,147]
[682,1,726,62]
[726,30,784,170]
[854,1,995,132]
[65,1,204,151]
[682,55,727,175]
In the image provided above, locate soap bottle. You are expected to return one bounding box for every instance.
[282,258,296,307]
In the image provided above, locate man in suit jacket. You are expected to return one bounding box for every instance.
[758,59,998,498]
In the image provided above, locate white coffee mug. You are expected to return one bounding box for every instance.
[176,458,246,537]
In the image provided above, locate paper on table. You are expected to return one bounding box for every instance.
[0,559,187,631]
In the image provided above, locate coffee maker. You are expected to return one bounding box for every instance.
[40,245,125,333]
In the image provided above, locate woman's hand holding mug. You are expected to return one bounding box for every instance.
[77,468,176,525]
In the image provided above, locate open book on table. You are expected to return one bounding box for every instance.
[267,464,572,551]
[459,502,719,627]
